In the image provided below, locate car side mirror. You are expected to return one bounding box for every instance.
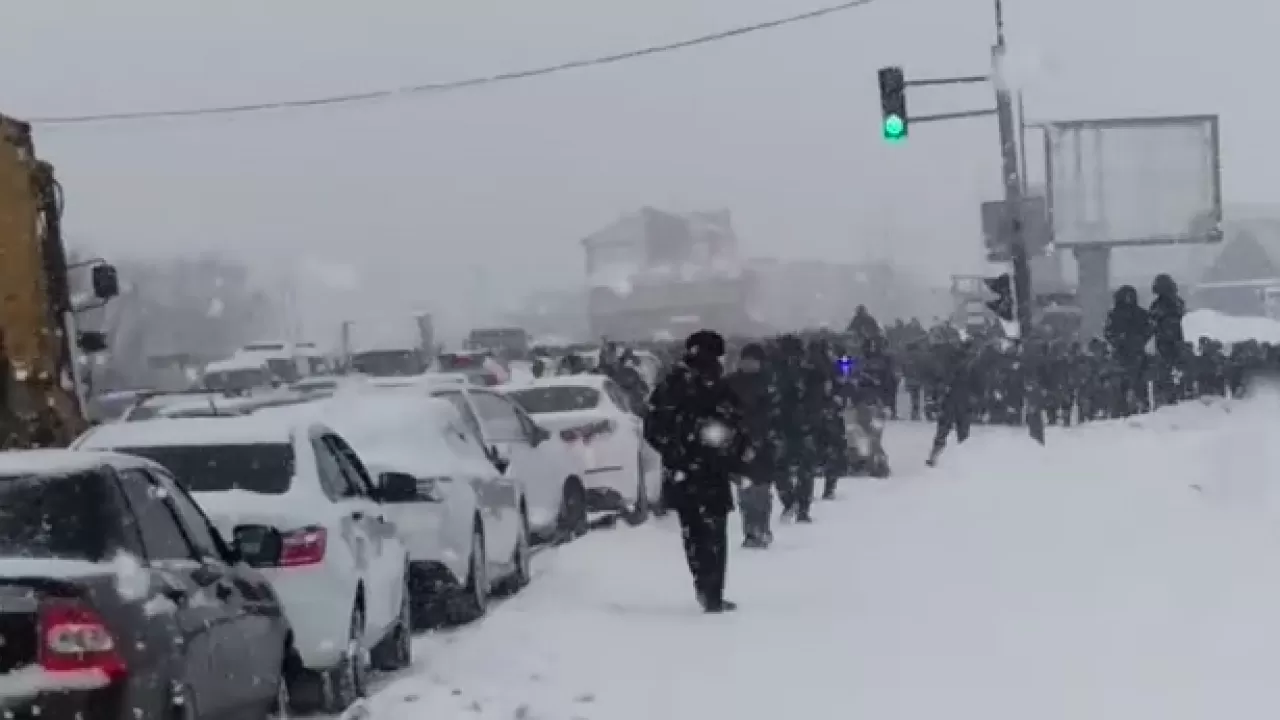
[211,527,241,565]
[487,446,510,474]
[232,525,283,568]
[530,424,551,447]
[378,472,420,503]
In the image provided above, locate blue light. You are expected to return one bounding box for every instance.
[837,355,856,376]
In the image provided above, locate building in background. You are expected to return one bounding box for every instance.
[583,207,756,340]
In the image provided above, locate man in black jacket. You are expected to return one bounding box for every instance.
[725,342,776,548]
[1105,285,1151,416]
[645,330,750,613]
[1149,273,1186,407]
[926,338,980,467]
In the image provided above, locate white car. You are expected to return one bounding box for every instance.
[425,385,596,542]
[265,392,531,627]
[503,375,663,524]
[72,414,412,715]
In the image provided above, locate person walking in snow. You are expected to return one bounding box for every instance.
[1105,285,1151,416]
[644,330,750,613]
[1148,273,1186,407]
[926,338,981,467]
[725,343,777,549]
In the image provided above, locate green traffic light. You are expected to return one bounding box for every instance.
[883,113,906,141]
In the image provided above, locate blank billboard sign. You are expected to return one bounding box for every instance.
[1044,115,1222,248]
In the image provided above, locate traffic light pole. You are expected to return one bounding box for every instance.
[991,0,1045,444]
[877,0,1045,444]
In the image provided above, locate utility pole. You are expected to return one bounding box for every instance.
[991,0,1043,443]
[874,0,1044,444]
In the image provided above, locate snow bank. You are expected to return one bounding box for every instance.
[1183,308,1280,344]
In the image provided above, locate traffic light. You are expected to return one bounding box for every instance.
[877,66,908,142]
[985,273,1014,322]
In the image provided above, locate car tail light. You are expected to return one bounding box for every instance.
[280,526,328,567]
[38,601,127,681]
[560,428,579,442]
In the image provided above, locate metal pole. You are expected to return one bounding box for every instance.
[1017,91,1029,194]
[992,0,1045,443]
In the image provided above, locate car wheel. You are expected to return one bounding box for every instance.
[320,604,367,714]
[625,459,650,527]
[495,508,531,596]
[450,522,489,624]
[646,458,668,517]
[268,661,291,719]
[554,479,588,543]
[170,682,198,720]
[371,573,413,671]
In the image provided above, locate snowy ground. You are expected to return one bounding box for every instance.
[349,395,1280,720]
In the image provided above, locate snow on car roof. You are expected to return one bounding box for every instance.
[75,414,302,450]
[508,375,610,390]
[0,449,149,476]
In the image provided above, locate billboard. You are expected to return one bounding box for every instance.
[1043,115,1222,248]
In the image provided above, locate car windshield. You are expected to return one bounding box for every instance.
[351,350,423,377]
[508,386,601,414]
[0,472,110,560]
[117,444,295,494]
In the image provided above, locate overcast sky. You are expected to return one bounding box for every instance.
[1,0,1270,340]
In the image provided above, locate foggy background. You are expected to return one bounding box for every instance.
[2,0,1270,343]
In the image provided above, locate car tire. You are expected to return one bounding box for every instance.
[371,574,413,672]
[316,604,366,714]
[554,479,588,544]
[267,657,291,719]
[450,522,489,624]
[494,507,531,597]
[625,459,650,527]
[170,682,198,720]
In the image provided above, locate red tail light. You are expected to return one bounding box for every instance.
[38,601,127,681]
[280,526,328,567]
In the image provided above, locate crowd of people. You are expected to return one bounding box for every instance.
[628,273,1280,615]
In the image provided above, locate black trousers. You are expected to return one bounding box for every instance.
[676,504,728,605]
[932,405,972,452]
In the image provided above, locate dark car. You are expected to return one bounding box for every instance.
[0,450,291,720]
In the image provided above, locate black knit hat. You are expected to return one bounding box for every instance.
[685,329,726,358]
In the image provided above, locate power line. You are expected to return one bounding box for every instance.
[29,0,877,127]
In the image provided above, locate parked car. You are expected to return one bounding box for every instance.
[424,384,596,542]
[72,414,413,714]
[503,375,663,524]
[272,393,531,627]
[0,449,290,719]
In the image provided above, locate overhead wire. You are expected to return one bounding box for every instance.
[28,0,878,127]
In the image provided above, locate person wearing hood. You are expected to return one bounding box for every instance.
[846,305,882,346]
[1104,285,1151,416]
[644,330,750,613]
[926,337,981,467]
[1148,273,1186,406]
[607,348,650,417]
[725,343,777,549]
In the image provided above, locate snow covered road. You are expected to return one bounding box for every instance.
[357,399,1280,720]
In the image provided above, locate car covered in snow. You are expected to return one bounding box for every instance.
[71,414,412,714]
[0,449,290,719]
[503,375,663,524]
[257,393,532,627]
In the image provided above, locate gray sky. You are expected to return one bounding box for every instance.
[2,0,1269,340]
